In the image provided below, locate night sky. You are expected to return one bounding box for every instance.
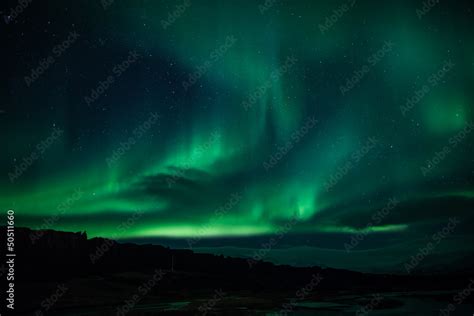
[2,0,474,272]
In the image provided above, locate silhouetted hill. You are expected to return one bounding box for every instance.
[1,227,473,315]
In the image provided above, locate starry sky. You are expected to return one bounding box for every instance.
[2,0,474,270]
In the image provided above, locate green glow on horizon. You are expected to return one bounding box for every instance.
[130,224,274,239]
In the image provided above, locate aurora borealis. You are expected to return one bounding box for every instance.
[2,0,474,271]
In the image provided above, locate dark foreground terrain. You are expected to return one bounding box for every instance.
[1,227,473,315]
